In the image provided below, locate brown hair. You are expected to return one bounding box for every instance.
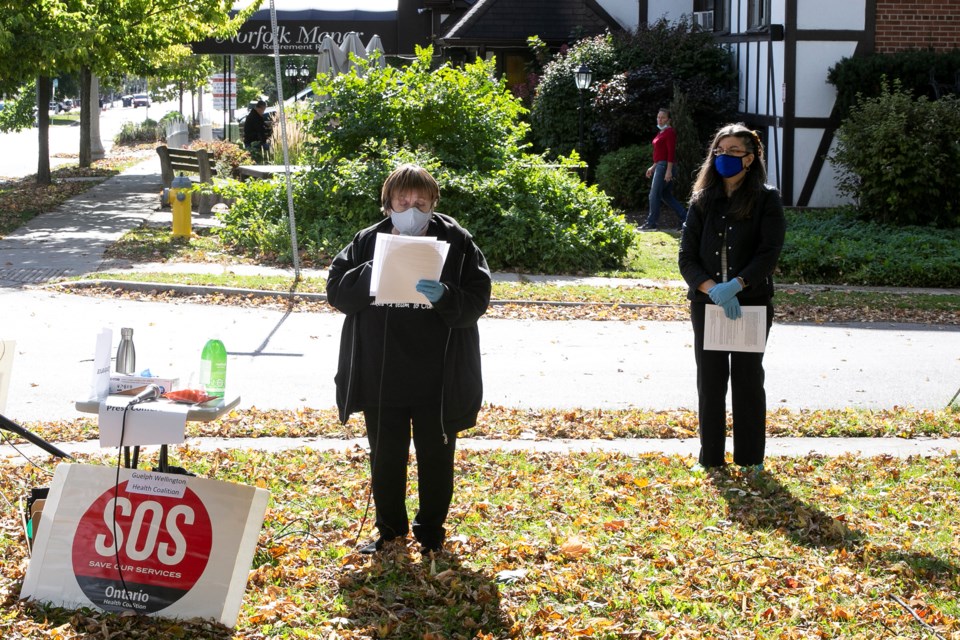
[689,123,767,220]
[380,164,440,214]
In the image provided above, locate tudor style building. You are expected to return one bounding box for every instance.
[638,0,960,206]
[427,0,959,207]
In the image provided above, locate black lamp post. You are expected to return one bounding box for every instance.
[284,62,312,98]
[573,63,592,159]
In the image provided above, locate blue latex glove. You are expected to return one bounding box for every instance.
[416,279,446,303]
[720,297,742,320]
[707,279,743,305]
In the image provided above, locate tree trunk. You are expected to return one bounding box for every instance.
[79,68,91,168]
[90,74,105,160]
[36,76,52,185]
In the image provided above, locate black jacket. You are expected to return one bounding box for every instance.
[327,213,491,433]
[243,108,269,146]
[678,184,786,304]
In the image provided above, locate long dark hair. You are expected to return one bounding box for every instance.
[690,123,767,220]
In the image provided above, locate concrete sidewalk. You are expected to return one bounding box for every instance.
[3,435,960,465]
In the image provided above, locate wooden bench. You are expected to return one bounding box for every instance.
[156,145,217,214]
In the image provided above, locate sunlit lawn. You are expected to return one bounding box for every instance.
[2,449,958,639]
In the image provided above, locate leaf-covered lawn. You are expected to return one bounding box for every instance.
[12,405,960,446]
[0,145,154,237]
[2,449,958,638]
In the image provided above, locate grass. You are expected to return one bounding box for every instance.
[12,406,960,451]
[2,448,958,638]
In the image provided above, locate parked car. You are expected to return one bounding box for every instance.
[132,93,150,107]
[61,98,74,111]
[121,95,133,107]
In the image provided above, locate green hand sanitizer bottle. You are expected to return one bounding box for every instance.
[200,339,227,398]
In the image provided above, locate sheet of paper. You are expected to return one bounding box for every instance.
[704,305,767,353]
[89,328,112,401]
[0,340,14,414]
[369,233,449,304]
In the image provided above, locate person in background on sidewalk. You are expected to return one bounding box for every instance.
[327,163,492,556]
[243,100,270,163]
[678,123,786,472]
[640,108,688,231]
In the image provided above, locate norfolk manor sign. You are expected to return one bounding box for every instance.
[191,11,397,55]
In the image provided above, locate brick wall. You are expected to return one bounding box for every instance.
[875,0,960,52]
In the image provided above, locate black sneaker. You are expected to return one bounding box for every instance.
[420,543,442,555]
[638,223,659,231]
[358,538,386,555]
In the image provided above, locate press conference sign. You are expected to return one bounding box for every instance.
[21,464,269,627]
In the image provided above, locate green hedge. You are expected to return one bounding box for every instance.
[778,209,960,287]
[595,145,651,211]
[828,49,960,120]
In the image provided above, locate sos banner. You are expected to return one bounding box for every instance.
[21,464,269,627]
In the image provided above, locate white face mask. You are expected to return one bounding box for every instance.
[391,207,431,235]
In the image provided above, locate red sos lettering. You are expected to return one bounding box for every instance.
[72,481,213,613]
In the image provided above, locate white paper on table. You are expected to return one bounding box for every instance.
[89,328,112,401]
[369,233,449,304]
[704,305,767,353]
[98,398,189,447]
[0,339,14,414]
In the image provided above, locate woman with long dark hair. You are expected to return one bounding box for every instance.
[678,123,786,471]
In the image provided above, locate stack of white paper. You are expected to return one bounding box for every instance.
[370,233,449,304]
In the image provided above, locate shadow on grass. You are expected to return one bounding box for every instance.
[339,540,511,637]
[712,469,960,593]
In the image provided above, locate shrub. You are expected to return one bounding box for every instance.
[831,81,960,228]
[530,19,736,172]
[190,140,253,180]
[529,33,619,169]
[595,145,651,210]
[214,46,636,273]
[216,142,634,273]
[779,208,960,287]
[114,119,161,144]
[308,46,528,172]
[827,49,960,120]
[267,102,313,165]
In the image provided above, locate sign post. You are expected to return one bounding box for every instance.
[211,72,237,113]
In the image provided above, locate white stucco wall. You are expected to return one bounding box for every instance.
[794,129,851,207]
[597,0,642,30]
[797,0,865,30]
[647,0,693,23]
[794,41,855,118]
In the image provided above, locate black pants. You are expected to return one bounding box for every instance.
[691,301,774,467]
[362,405,456,548]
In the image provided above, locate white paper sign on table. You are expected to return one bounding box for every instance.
[89,328,112,401]
[98,398,189,447]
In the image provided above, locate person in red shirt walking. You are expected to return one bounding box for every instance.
[640,108,688,231]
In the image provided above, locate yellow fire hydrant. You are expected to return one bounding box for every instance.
[169,174,193,238]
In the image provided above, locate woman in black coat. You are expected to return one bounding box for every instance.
[327,164,491,555]
[678,124,786,472]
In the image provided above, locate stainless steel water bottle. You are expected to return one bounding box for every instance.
[116,327,136,374]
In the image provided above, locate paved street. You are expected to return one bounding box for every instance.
[2,285,959,424]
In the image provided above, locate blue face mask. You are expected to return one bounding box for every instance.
[391,207,431,235]
[714,154,745,178]
[657,124,668,130]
